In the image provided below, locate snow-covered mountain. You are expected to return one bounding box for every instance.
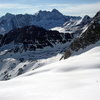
[0,11,99,80]
[51,15,92,37]
[0,41,100,100]
[0,25,72,48]
[0,25,72,80]
[0,10,100,100]
[0,9,81,35]
[62,11,100,59]
[0,42,70,80]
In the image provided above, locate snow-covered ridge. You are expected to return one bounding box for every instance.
[62,11,100,59]
[51,15,92,35]
[0,41,70,80]
[24,41,100,75]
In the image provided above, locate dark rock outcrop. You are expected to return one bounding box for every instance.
[1,25,72,52]
[63,11,100,59]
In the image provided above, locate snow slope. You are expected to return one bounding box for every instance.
[0,42,70,80]
[0,42,100,100]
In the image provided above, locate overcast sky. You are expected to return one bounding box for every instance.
[0,0,100,17]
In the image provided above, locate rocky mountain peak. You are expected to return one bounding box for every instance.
[62,11,100,59]
[35,10,49,16]
[94,10,100,18]
[52,9,62,14]
[80,15,92,25]
[5,13,14,18]
[83,15,91,21]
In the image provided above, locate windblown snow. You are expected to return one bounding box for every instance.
[0,42,100,100]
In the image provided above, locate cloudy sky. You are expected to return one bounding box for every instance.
[0,0,100,17]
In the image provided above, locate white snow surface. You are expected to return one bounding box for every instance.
[0,42,70,80]
[51,19,81,33]
[51,27,66,33]
[51,19,81,34]
[0,43,100,100]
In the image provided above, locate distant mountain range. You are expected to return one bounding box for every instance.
[0,9,81,34]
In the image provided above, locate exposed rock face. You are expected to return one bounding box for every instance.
[63,11,100,59]
[0,25,72,52]
[0,25,73,81]
[0,34,3,45]
[80,15,92,26]
[0,34,3,40]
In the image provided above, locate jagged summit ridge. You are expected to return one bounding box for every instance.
[52,9,62,14]
[52,14,91,35]
[0,9,81,34]
[62,11,100,59]
[94,10,100,17]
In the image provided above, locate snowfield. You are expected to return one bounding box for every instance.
[0,44,100,100]
[0,42,70,80]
